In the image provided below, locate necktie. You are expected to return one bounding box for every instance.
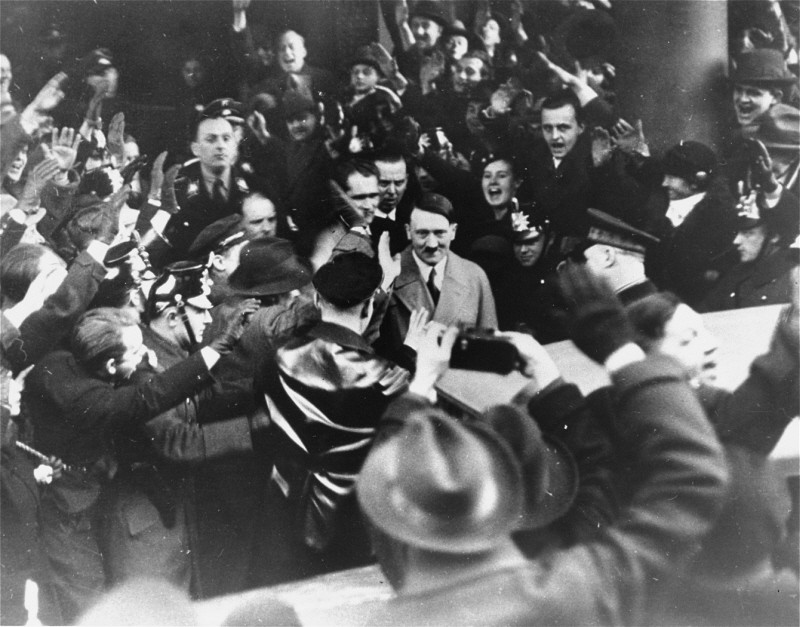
[212,178,226,206]
[427,268,440,307]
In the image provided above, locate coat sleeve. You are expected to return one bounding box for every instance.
[475,267,498,329]
[3,250,107,375]
[143,413,253,463]
[538,355,728,624]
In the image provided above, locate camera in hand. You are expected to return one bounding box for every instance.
[449,328,518,374]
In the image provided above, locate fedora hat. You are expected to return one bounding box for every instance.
[732,49,797,87]
[410,0,449,29]
[443,19,486,53]
[481,404,578,530]
[752,103,800,152]
[357,397,523,553]
[228,237,311,297]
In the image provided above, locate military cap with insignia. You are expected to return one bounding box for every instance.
[200,98,245,126]
[585,209,660,255]
[188,214,246,260]
[145,260,213,322]
[662,141,717,186]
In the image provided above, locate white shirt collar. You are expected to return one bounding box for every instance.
[412,252,447,290]
[665,191,706,228]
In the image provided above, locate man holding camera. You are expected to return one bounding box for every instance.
[379,193,497,366]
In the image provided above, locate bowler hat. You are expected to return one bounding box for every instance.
[732,49,797,87]
[410,1,449,29]
[188,214,246,259]
[586,209,660,255]
[357,399,523,553]
[146,260,213,321]
[482,404,578,530]
[228,237,311,296]
[312,251,382,308]
[443,20,485,53]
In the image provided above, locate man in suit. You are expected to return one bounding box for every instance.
[380,193,497,363]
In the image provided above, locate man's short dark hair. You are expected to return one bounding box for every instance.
[413,192,455,223]
[71,307,140,374]
[0,244,54,305]
[541,90,584,126]
[373,147,407,167]
[627,291,683,352]
[334,159,380,193]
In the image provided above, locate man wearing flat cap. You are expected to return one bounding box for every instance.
[254,251,409,585]
[101,262,264,594]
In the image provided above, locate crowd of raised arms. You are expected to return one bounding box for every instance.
[0,0,798,625]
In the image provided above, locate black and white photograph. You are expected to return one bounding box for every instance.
[0,0,798,624]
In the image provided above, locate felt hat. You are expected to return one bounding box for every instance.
[731,49,797,87]
[410,1,449,29]
[443,20,485,53]
[357,398,524,553]
[662,140,718,185]
[349,45,385,77]
[752,103,800,153]
[228,237,311,296]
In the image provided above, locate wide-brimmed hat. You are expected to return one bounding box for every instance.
[228,237,312,296]
[732,49,797,87]
[357,399,524,553]
[482,404,578,530]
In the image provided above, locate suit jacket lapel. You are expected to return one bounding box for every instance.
[394,249,434,312]
[435,255,469,322]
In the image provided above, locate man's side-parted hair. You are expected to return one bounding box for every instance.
[541,89,584,126]
[334,158,380,193]
[71,307,140,373]
[0,244,55,305]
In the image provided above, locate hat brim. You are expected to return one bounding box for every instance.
[186,294,214,310]
[228,259,312,297]
[357,408,523,554]
[411,11,449,29]
[516,435,578,530]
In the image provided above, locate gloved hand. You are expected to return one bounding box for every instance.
[207,298,260,355]
[161,164,182,214]
[558,261,635,363]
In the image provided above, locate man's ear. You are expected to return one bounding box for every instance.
[104,358,117,377]
[771,88,784,104]
[166,309,180,328]
[604,246,617,267]
[313,291,321,309]
[449,222,458,240]
[405,223,411,239]
[209,253,224,272]
[190,141,200,158]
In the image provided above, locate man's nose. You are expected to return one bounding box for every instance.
[425,234,438,247]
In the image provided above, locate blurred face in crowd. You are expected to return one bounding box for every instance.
[346,171,380,225]
[111,325,147,380]
[655,303,718,385]
[351,63,380,95]
[411,17,442,50]
[407,207,456,266]
[286,111,318,142]
[241,194,278,239]
[177,304,213,350]
[453,57,487,93]
[734,224,773,263]
[192,117,238,175]
[87,67,119,98]
[375,158,408,215]
[541,104,583,160]
[732,83,779,127]
[514,233,545,267]
[6,145,28,182]
[465,100,486,135]
[181,57,205,89]
[123,139,140,166]
[444,34,469,60]
[0,54,11,96]
[481,159,520,207]
[480,18,501,47]
[662,174,697,201]
[277,31,307,73]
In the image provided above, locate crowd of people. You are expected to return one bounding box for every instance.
[1,0,799,625]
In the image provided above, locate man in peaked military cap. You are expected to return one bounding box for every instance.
[580,209,661,306]
[188,214,247,305]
